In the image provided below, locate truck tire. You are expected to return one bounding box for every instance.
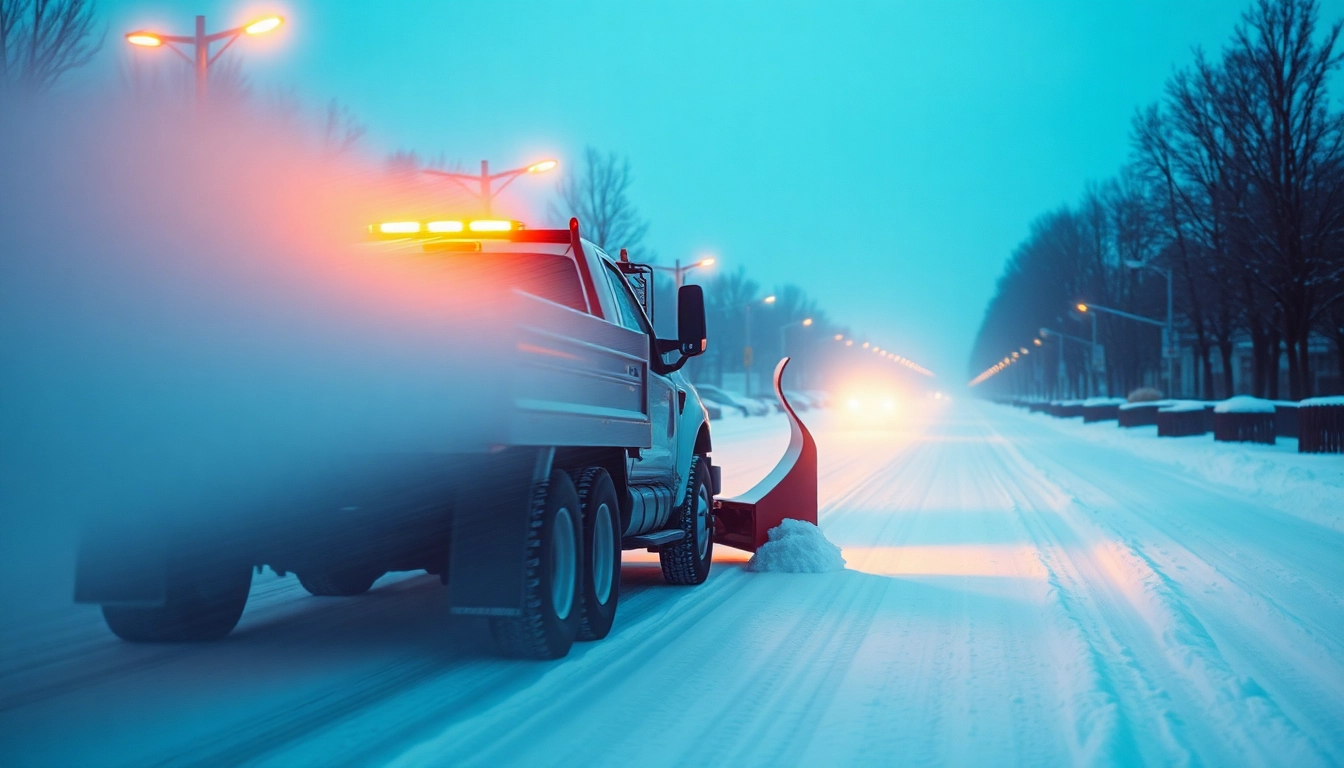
[299,568,383,597]
[102,560,252,642]
[660,455,714,585]
[571,467,621,641]
[490,470,583,659]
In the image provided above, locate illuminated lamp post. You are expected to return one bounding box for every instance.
[652,257,715,289]
[780,317,813,357]
[744,295,776,396]
[424,159,558,217]
[125,15,284,105]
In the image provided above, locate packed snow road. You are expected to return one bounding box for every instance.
[2,402,1342,766]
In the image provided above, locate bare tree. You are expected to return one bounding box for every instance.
[322,98,367,156]
[1215,0,1344,398]
[0,0,102,95]
[554,146,650,257]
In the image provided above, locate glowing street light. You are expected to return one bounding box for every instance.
[653,255,716,289]
[124,14,284,104]
[744,295,777,396]
[424,158,558,217]
[780,316,813,356]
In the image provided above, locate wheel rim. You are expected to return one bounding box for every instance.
[551,505,576,621]
[592,502,615,606]
[695,484,711,559]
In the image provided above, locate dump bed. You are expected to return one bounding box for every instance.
[503,289,651,450]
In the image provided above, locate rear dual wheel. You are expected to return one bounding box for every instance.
[491,470,584,659]
[572,468,621,641]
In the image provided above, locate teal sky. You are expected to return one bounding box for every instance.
[83,0,1344,380]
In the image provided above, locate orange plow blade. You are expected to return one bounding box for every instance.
[714,357,819,552]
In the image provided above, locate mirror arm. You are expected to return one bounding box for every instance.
[661,353,691,374]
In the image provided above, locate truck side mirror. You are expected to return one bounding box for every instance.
[677,285,707,357]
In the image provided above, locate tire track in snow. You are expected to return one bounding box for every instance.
[980,408,1333,765]
[988,409,1344,763]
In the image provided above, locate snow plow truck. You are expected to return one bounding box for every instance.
[74,217,816,660]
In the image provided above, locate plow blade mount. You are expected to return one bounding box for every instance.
[715,357,818,552]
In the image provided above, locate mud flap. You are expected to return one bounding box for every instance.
[715,357,818,551]
[447,447,553,616]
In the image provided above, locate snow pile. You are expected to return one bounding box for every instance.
[1127,386,1164,402]
[747,519,847,573]
[1214,395,1276,414]
[1084,397,1127,406]
[1119,399,1170,411]
[1008,405,1344,531]
[1160,400,1207,413]
[1301,396,1344,406]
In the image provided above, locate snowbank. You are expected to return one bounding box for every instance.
[1120,399,1171,411]
[747,519,847,573]
[1214,395,1275,414]
[1010,404,1344,531]
[1301,396,1344,406]
[1161,400,1207,413]
[1084,397,1127,406]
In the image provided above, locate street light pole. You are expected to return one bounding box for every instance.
[1126,260,1176,397]
[779,317,813,359]
[424,159,558,217]
[651,257,715,289]
[125,14,285,105]
[743,295,776,397]
[194,16,207,104]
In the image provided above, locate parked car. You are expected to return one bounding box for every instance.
[697,384,771,416]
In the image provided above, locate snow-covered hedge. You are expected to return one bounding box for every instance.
[1213,395,1276,414]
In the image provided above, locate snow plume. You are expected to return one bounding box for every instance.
[0,97,532,611]
[747,519,847,573]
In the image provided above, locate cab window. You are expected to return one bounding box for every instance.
[602,262,650,333]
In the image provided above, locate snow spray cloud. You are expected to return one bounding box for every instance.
[0,97,537,574]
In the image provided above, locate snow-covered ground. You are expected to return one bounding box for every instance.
[1,402,1342,765]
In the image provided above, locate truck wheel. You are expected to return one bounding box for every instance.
[660,455,714,585]
[102,560,252,642]
[572,467,621,641]
[490,470,583,659]
[299,568,383,597]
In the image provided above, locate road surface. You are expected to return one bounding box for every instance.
[2,402,1342,766]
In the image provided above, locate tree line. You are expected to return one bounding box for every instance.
[971,0,1344,401]
[553,147,846,390]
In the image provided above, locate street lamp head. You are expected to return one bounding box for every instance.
[834,334,843,341]
[845,340,853,346]
[862,342,870,349]
[763,295,776,304]
[697,257,716,268]
[802,318,813,326]
[1076,303,1089,313]
[245,16,284,35]
[1034,338,1042,346]
[125,31,163,47]
[526,160,558,174]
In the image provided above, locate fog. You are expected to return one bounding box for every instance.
[0,98,530,617]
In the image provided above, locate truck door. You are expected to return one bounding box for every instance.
[600,264,676,483]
